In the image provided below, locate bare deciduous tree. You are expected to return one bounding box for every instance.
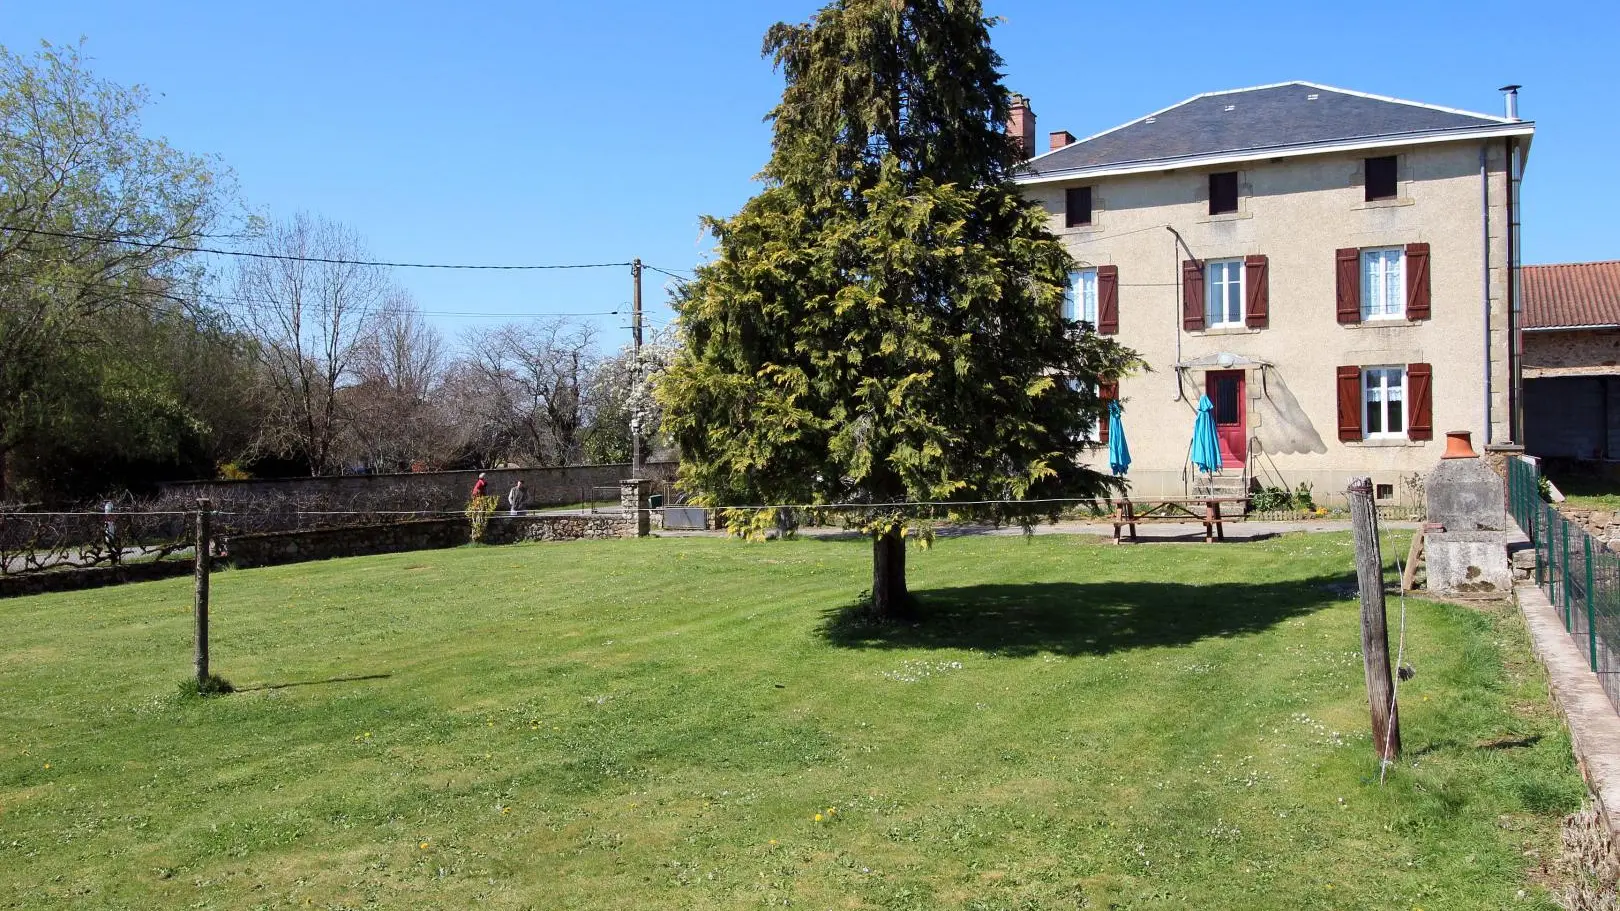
[343,294,453,471]
[236,213,387,476]
[454,318,600,467]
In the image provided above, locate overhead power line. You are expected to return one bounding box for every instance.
[0,225,634,271]
[26,275,628,320]
[644,264,693,283]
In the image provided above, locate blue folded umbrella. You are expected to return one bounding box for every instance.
[1107,399,1131,477]
[1189,394,1223,475]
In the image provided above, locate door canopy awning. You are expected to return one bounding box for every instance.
[1175,351,1273,371]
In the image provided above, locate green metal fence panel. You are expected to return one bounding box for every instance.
[1509,456,1620,715]
[1589,534,1599,671]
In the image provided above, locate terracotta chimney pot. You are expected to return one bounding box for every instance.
[1441,430,1479,459]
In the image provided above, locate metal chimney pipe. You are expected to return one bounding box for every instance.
[1499,84,1521,121]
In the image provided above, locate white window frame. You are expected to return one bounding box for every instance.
[1065,269,1098,326]
[1204,259,1244,328]
[1360,248,1405,321]
[1362,366,1407,439]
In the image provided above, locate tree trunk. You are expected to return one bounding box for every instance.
[871,526,910,619]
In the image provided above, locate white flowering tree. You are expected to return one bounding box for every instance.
[583,325,680,465]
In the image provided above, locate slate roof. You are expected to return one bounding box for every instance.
[1020,81,1528,180]
[1523,262,1620,330]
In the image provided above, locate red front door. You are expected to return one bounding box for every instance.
[1206,370,1246,468]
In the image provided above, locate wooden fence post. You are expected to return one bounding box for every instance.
[195,498,211,685]
[1347,477,1400,762]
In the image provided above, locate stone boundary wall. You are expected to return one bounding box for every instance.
[483,514,630,544]
[0,560,193,600]
[226,514,636,570]
[157,461,678,514]
[1554,506,1620,553]
[227,519,471,569]
[0,512,643,597]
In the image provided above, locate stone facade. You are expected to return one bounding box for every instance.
[1019,137,1521,505]
[1523,328,1620,378]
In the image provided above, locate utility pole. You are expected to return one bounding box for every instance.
[631,258,644,476]
[1347,477,1400,763]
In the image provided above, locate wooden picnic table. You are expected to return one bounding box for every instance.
[1111,496,1250,544]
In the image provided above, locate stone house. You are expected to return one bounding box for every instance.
[1010,81,1534,506]
[1521,261,1620,460]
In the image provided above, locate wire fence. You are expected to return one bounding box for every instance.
[1508,455,1620,714]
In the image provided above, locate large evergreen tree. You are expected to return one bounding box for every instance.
[659,0,1141,618]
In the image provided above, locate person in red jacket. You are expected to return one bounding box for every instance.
[471,472,488,500]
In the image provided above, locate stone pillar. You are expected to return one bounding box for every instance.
[1483,443,1526,483]
[1425,431,1512,599]
[620,479,650,538]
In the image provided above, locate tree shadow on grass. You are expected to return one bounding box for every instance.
[819,575,1358,657]
[235,673,393,692]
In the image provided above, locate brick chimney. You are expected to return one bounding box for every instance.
[1008,94,1035,158]
[1049,130,1075,151]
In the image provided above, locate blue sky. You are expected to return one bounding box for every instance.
[4,1,1615,349]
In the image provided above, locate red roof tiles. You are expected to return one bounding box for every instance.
[1523,261,1620,329]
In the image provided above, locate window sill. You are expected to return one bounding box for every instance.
[1353,197,1415,210]
[1345,318,1421,329]
[1196,211,1252,224]
[1347,437,1424,447]
[1190,325,1261,337]
[1059,223,1104,237]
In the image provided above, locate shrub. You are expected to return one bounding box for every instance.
[1294,482,1316,513]
[465,495,502,543]
[1251,485,1294,513]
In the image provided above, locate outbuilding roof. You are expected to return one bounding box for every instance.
[1522,261,1620,330]
[1017,81,1532,183]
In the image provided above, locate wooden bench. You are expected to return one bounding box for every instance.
[1111,496,1250,544]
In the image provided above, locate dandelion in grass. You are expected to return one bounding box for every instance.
[419,841,431,850]
[813,813,823,822]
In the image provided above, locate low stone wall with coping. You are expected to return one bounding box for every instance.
[227,519,470,568]
[1,513,643,597]
[484,513,631,544]
[0,560,193,600]
[224,513,637,570]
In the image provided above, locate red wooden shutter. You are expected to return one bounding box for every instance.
[1407,362,1433,440]
[1405,242,1431,321]
[1182,260,1205,331]
[1097,265,1119,335]
[1098,382,1118,443]
[1336,248,1361,324]
[1244,254,1269,329]
[1337,366,1362,441]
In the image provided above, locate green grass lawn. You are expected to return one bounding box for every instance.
[0,532,1585,910]
[1550,472,1620,512]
